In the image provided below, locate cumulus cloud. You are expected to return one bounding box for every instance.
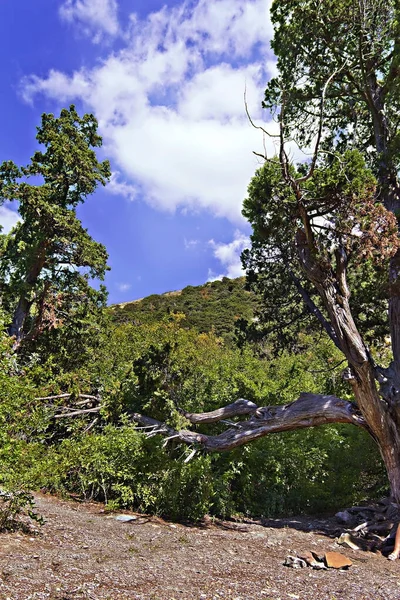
[22,0,276,223]
[107,172,137,201]
[59,0,119,40]
[0,205,20,234]
[208,230,249,280]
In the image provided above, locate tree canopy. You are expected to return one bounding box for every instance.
[0,106,111,349]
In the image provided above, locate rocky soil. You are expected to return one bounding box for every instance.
[1,493,400,600]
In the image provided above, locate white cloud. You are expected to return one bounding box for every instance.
[59,0,119,40]
[0,205,20,234]
[21,0,276,223]
[208,230,249,280]
[107,172,137,201]
[184,238,200,250]
[117,282,132,292]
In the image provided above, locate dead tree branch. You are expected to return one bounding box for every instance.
[132,394,368,452]
[53,407,102,419]
[35,393,99,402]
[183,398,258,424]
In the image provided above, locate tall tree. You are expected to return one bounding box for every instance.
[131,1,400,502]
[0,106,111,349]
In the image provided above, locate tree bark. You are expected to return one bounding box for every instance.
[133,393,367,452]
[295,227,400,502]
[8,242,48,346]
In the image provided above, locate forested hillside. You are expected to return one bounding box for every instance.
[110,277,259,345]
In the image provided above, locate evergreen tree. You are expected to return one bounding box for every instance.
[0,106,111,349]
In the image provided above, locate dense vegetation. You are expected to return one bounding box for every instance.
[2,0,400,525]
[0,283,385,522]
[110,277,259,346]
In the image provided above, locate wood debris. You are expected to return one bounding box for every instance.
[335,498,399,553]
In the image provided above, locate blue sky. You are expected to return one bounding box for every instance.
[0,0,276,304]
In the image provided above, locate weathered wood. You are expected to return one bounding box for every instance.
[131,413,176,436]
[53,407,102,419]
[133,393,367,452]
[35,393,99,401]
[183,399,258,424]
[35,394,72,401]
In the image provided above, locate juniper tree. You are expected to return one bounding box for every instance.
[0,105,111,349]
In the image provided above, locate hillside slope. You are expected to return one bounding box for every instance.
[110,277,259,343]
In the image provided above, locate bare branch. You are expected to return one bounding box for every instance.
[53,407,102,419]
[293,62,350,185]
[286,267,341,351]
[183,398,258,424]
[83,417,99,434]
[35,393,71,401]
[131,394,368,452]
[184,449,197,463]
[131,413,176,436]
[244,86,279,139]
[35,393,99,402]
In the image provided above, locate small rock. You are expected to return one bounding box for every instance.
[283,555,307,568]
[324,551,352,569]
[299,551,327,570]
[115,515,138,522]
[335,510,356,527]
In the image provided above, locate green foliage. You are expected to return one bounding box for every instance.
[242,151,395,354]
[0,105,110,348]
[110,277,259,346]
[0,490,44,532]
[0,103,391,521]
[265,0,400,167]
[0,311,385,520]
[18,424,214,522]
[124,325,271,416]
[215,426,384,517]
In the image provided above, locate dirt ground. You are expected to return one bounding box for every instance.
[1,493,400,600]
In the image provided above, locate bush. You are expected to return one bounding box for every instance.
[0,489,44,532]
[20,424,214,521]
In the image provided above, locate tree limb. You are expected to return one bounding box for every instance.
[35,393,99,402]
[183,398,258,424]
[53,407,102,419]
[132,394,368,452]
[286,267,341,351]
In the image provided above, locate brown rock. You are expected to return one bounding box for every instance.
[324,552,352,569]
[299,550,315,565]
[298,551,326,570]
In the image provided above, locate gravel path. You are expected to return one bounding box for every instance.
[0,493,400,599]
